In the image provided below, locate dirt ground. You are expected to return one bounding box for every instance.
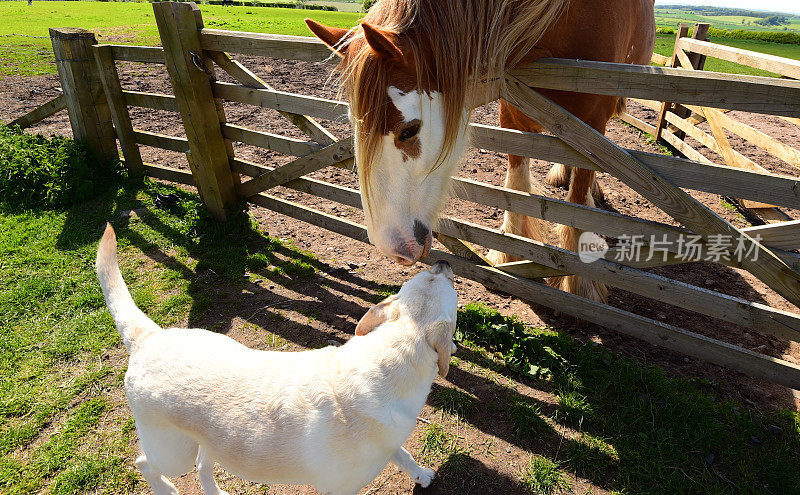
[3,54,800,494]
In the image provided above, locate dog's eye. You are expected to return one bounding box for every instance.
[398,123,420,142]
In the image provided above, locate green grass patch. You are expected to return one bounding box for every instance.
[0,1,361,77]
[0,130,322,491]
[0,124,122,209]
[456,303,800,493]
[505,398,549,441]
[521,455,570,495]
[420,423,453,463]
[430,387,476,419]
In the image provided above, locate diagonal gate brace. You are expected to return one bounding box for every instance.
[237,136,354,198]
[503,73,800,308]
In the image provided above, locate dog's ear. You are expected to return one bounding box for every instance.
[428,319,456,378]
[355,295,399,336]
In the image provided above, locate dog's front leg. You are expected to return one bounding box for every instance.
[390,447,435,488]
[196,447,229,495]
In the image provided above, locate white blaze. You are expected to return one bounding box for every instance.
[358,86,470,259]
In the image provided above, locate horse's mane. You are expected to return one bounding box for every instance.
[334,0,569,201]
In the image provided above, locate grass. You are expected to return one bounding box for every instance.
[0,1,361,77]
[455,303,800,493]
[653,33,800,76]
[520,456,570,495]
[430,387,476,419]
[0,166,325,493]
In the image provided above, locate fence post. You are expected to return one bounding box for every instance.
[152,1,237,220]
[671,23,710,140]
[50,28,118,163]
[654,24,691,145]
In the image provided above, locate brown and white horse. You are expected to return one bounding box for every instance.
[306,0,655,302]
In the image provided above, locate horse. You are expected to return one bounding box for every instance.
[306,0,655,302]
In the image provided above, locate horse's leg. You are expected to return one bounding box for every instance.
[549,165,608,304]
[487,101,547,264]
[487,153,547,265]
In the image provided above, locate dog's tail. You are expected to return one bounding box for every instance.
[96,223,160,352]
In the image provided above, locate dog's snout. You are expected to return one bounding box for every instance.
[429,260,453,279]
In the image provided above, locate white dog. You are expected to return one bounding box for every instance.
[96,224,458,495]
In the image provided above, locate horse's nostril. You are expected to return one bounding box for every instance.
[413,219,430,247]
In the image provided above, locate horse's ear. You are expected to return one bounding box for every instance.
[305,19,351,56]
[361,22,404,61]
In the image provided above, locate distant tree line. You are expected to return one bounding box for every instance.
[658,5,797,19]
[755,15,790,27]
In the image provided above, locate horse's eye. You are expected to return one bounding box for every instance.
[398,123,420,142]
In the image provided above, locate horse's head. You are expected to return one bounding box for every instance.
[307,19,470,266]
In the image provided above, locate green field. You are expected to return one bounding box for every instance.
[655,7,800,33]
[0,1,361,76]
[3,2,800,79]
[654,33,800,77]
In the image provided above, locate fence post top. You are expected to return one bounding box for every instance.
[152,1,204,28]
[48,27,95,39]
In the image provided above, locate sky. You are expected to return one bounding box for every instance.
[654,1,800,15]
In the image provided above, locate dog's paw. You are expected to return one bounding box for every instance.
[412,467,435,488]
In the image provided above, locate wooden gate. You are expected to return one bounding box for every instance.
[70,2,800,388]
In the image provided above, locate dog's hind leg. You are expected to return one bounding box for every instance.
[197,446,229,495]
[390,447,435,488]
[135,455,179,495]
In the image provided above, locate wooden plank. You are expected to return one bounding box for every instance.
[237,137,354,197]
[620,112,656,136]
[631,98,662,112]
[153,1,237,220]
[211,81,348,122]
[509,58,800,118]
[133,130,190,153]
[650,52,669,66]
[209,51,336,146]
[437,216,800,342]
[231,158,361,208]
[232,155,800,270]
[249,192,370,243]
[664,109,760,172]
[221,123,322,157]
[94,44,144,174]
[109,45,165,64]
[687,104,800,170]
[223,184,800,388]
[50,28,118,163]
[680,37,800,80]
[470,123,800,208]
[428,250,800,390]
[660,128,714,164]
[123,91,178,112]
[143,163,195,185]
[9,94,66,129]
[200,29,335,62]
[503,75,800,307]
[746,221,800,250]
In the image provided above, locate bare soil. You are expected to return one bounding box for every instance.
[3,54,800,494]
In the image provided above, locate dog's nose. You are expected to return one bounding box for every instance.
[429,260,452,278]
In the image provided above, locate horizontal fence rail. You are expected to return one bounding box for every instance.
[78,4,800,391]
[141,157,800,390]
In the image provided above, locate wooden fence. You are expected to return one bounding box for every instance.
[10,3,800,389]
[621,22,800,225]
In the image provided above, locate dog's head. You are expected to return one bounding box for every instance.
[356,260,458,377]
